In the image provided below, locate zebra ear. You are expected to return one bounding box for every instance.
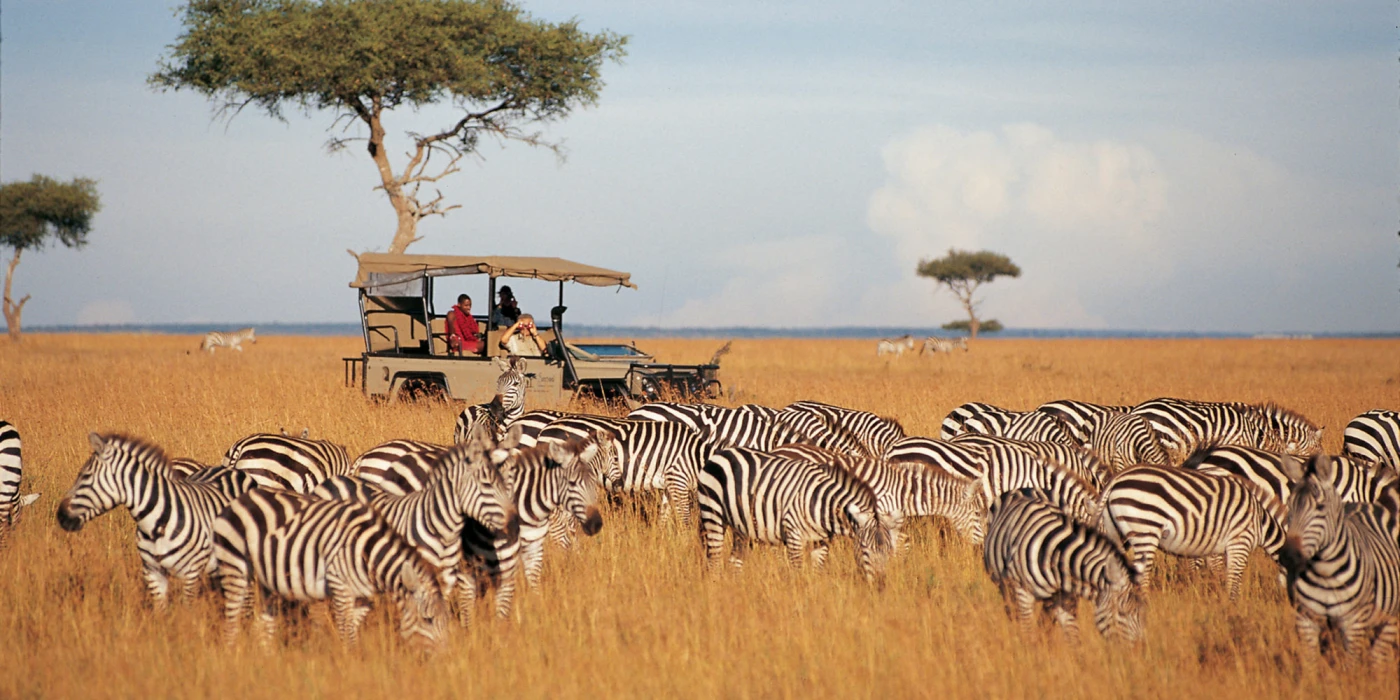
[88,432,106,453]
[1279,454,1305,482]
[493,356,510,372]
[845,502,872,528]
[1310,454,1334,483]
[300,427,310,439]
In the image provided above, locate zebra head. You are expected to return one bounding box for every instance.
[1095,560,1146,645]
[442,424,520,542]
[392,552,450,654]
[492,355,528,420]
[1252,404,1323,456]
[57,433,163,532]
[845,502,894,588]
[1279,454,1344,569]
[547,434,604,537]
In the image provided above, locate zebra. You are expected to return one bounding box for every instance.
[538,415,715,525]
[200,327,256,354]
[883,436,989,481]
[697,447,896,586]
[779,401,906,457]
[56,433,256,609]
[939,402,1022,441]
[1098,464,1284,600]
[458,429,605,623]
[974,442,1100,525]
[772,444,985,546]
[920,336,968,356]
[310,426,518,628]
[1344,409,1400,469]
[950,433,1109,491]
[0,421,40,550]
[1278,454,1400,670]
[222,432,352,493]
[629,403,811,452]
[350,439,448,496]
[213,488,449,651]
[876,335,915,359]
[1129,397,1323,465]
[1084,411,1168,475]
[1035,399,1131,446]
[505,409,575,448]
[1182,446,1400,521]
[453,355,529,443]
[983,488,1145,644]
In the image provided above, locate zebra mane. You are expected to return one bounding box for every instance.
[1248,402,1319,430]
[94,433,173,472]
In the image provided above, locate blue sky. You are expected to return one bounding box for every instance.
[3,1,1397,332]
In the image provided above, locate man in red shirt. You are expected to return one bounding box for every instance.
[446,294,482,356]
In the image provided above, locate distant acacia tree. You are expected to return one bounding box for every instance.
[0,176,101,341]
[942,319,1003,334]
[150,0,627,254]
[916,249,1021,339]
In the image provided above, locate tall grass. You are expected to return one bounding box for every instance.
[2,334,1396,698]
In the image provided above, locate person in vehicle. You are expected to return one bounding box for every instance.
[446,294,482,356]
[499,313,548,357]
[493,285,521,327]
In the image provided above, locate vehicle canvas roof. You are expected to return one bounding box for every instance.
[350,253,638,291]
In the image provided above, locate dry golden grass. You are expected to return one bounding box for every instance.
[2,334,1398,698]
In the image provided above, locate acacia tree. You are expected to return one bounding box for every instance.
[0,176,102,341]
[150,0,627,254]
[916,249,1021,339]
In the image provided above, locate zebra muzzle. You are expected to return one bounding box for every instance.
[580,508,603,536]
[55,500,85,532]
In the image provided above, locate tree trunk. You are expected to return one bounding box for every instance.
[3,249,30,342]
[363,105,420,255]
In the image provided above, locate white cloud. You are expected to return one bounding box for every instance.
[75,299,135,326]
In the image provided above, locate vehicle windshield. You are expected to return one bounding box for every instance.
[573,343,647,356]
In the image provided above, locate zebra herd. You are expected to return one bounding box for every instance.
[876,334,969,359]
[9,365,1400,667]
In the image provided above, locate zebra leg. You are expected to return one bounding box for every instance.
[1008,583,1038,636]
[1294,610,1323,672]
[493,547,520,621]
[665,480,693,528]
[1369,618,1398,670]
[729,535,749,570]
[521,536,546,589]
[454,565,478,630]
[782,532,808,570]
[328,588,370,648]
[1223,543,1252,601]
[1122,536,1160,591]
[1049,595,1082,645]
[141,563,172,612]
[698,508,729,572]
[808,540,831,570]
[255,592,280,651]
[220,572,253,647]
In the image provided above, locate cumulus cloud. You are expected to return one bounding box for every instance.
[75,299,136,326]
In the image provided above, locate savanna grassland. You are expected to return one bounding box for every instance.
[2,334,1398,699]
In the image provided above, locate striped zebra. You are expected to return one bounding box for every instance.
[1279,455,1400,670]
[1130,397,1323,465]
[876,335,915,359]
[311,427,518,628]
[200,327,256,354]
[779,401,907,457]
[1344,409,1400,469]
[453,355,529,443]
[920,336,968,356]
[56,433,256,608]
[940,402,1020,440]
[213,488,449,651]
[949,433,1109,491]
[628,403,810,452]
[1036,400,1130,446]
[1182,446,1400,523]
[772,444,985,546]
[539,415,715,524]
[0,421,40,550]
[505,409,575,448]
[350,439,447,495]
[222,432,351,493]
[883,436,989,481]
[697,447,896,585]
[983,488,1144,644]
[1098,464,1284,600]
[975,442,1100,524]
[1084,411,1168,475]
[459,430,605,623]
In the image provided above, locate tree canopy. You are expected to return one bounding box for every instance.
[916,249,1020,339]
[942,319,1003,334]
[1,175,102,340]
[150,0,627,253]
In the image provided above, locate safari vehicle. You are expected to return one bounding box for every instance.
[346,253,722,404]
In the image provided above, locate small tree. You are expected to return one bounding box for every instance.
[942,319,1003,334]
[150,0,627,254]
[916,249,1021,339]
[0,176,101,340]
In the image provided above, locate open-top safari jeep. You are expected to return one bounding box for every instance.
[346,253,722,404]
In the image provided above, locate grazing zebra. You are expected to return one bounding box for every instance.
[1035,399,1130,446]
[1279,455,1400,670]
[876,335,916,359]
[213,488,449,651]
[1129,397,1323,465]
[1098,464,1284,600]
[983,489,1144,644]
[539,415,715,524]
[697,447,896,585]
[975,442,1100,524]
[311,427,518,627]
[939,402,1021,441]
[222,432,351,493]
[1182,446,1399,520]
[883,436,989,480]
[1344,409,1400,469]
[630,403,811,452]
[350,439,448,496]
[780,401,906,456]
[453,355,529,443]
[1085,411,1168,475]
[459,430,605,623]
[505,409,575,448]
[0,421,40,550]
[56,433,256,608]
[200,327,256,354]
[949,433,1109,491]
[920,336,968,356]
